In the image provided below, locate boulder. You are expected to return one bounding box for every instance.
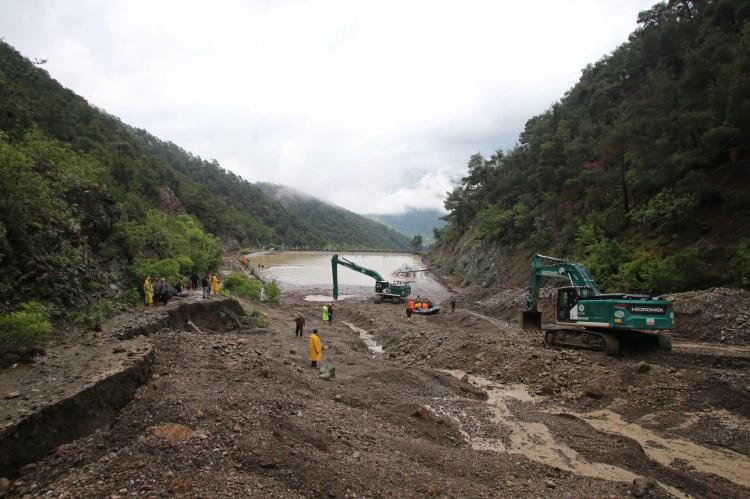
[584,380,606,399]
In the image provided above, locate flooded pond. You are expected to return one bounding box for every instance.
[250,251,448,301]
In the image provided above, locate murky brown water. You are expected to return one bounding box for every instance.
[250,251,448,300]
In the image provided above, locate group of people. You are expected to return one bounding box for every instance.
[405,296,431,319]
[142,276,172,306]
[293,313,323,367]
[293,304,334,368]
[404,296,456,319]
[199,273,220,299]
[143,273,220,306]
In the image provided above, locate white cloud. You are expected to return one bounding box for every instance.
[0,0,656,214]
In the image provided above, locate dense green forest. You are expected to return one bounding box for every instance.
[0,40,406,318]
[258,183,411,251]
[435,0,750,292]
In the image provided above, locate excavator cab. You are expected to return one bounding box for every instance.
[557,287,576,321]
[556,286,594,322]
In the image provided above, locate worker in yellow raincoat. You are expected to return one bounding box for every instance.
[212,274,220,294]
[143,276,153,306]
[309,328,322,367]
[322,304,329,324]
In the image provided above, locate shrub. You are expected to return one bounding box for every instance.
[263,280,281,304]
[118,210,220,287]
[581,236,631,291]
[130,258,182,284]
[617,248,709,293]
[240,247,253,255]
[248,308,269,327]
[71,299,114,329]
[123,287,143,307]
[0,302,52,351]
[223,272,262,301]
[629,188,700,230]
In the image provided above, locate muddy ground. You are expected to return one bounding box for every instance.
[2,275,750,498]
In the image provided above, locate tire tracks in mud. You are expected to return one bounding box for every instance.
[429,369,750,498]
[345,309,750,498]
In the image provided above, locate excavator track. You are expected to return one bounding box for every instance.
[544,326,673,356]
[657,333,672,352]
[544,327,622,356]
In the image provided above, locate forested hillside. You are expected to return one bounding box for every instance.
[434,0,750,292]
[258,183,411,251]
[0,40,402,317]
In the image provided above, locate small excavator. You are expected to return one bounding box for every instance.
[522,254,673,355]
[331,254,411,303]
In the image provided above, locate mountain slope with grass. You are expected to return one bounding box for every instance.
[433,0,750,293]
[258,183,411,251]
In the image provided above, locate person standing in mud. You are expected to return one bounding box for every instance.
[202,274,210,299]
[328,304,334,324]
[294,314,305,338]
[451,298,456,313]
[212,274,220,295]
[144,276,153,307]
[190,272,199,291]
[405,306,412,321]
[322,304,329,324]
[309,328,322,367]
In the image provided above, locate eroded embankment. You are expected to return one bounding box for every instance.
[0,296,246,477]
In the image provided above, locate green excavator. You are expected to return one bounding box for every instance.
[331,254,411,303]
[522,254,673,355]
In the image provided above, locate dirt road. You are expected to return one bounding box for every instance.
[3,281,750,497]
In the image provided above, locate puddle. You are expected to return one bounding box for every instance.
[435,370,689,499]
[577,410,750,489]
[342,321,383,355]
[304,294,355,302]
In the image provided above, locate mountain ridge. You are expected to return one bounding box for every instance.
[257,183,411,251]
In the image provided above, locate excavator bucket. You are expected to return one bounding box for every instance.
[522,311,542,331]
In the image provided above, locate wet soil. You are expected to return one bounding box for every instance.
[2,271,750,497]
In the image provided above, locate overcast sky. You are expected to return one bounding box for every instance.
[0,0,655,214]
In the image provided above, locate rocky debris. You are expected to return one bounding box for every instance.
[665,287,750,345]
[631,477,656,497]
[151,423,197,443]
[4,277,750,497]
[3,392,20,400]
[584,380,606,399]
[636,362,651,374]
[461,283,750,346]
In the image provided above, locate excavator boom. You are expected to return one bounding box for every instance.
[331,254,410,302]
